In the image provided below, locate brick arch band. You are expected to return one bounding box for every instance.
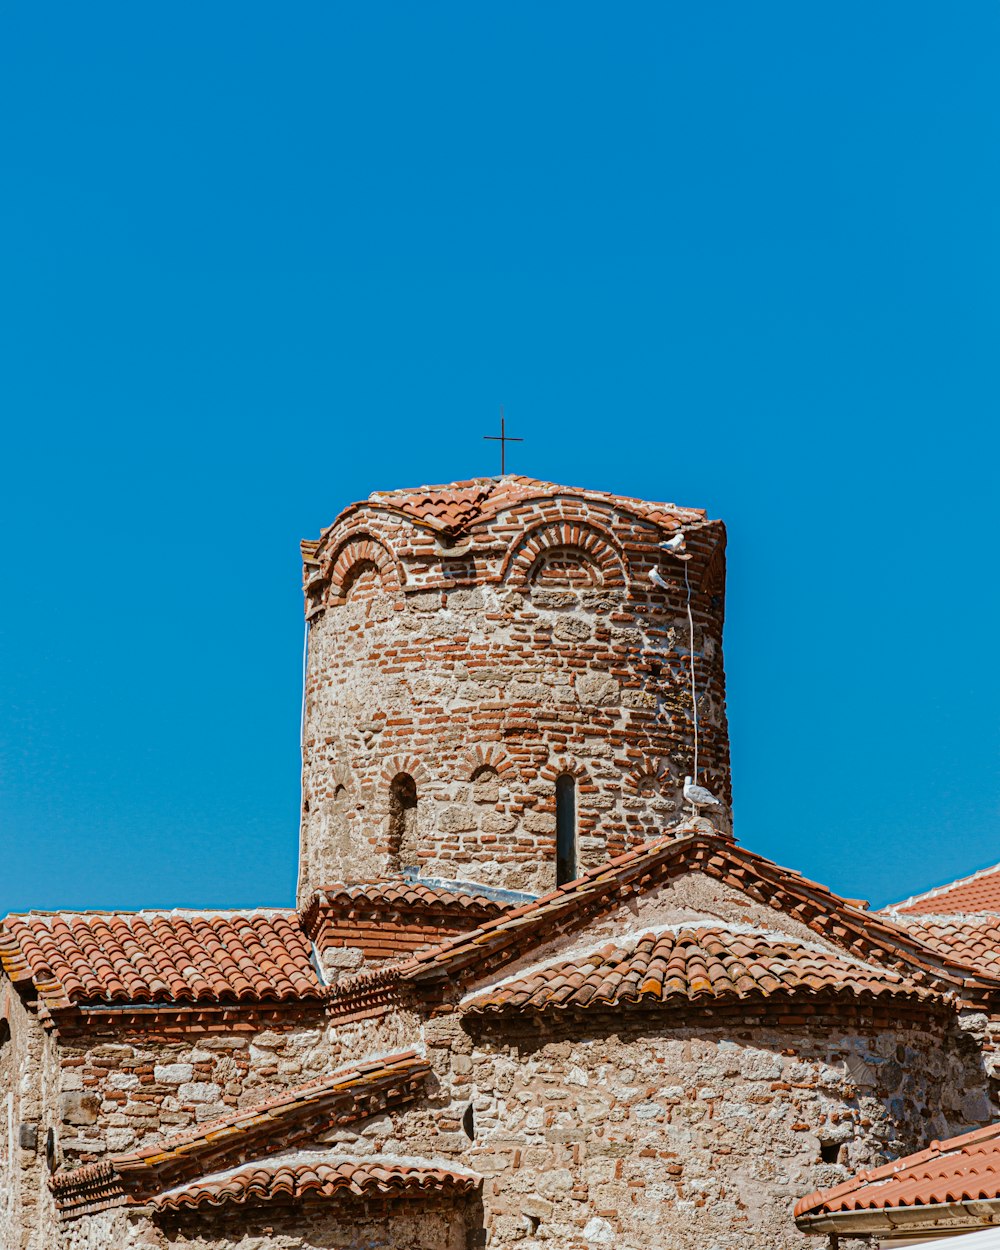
[461,744,516,782]
[376,755,432,796]
[503,521,628,589]
[325,535,404,607]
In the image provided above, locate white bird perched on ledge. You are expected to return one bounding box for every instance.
[659,532,686,554]
[683,775,721,816]
[648,567,671,592]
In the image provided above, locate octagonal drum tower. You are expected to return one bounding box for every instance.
[297,475,731,901]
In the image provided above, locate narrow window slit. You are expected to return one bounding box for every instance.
[556,773,577,886]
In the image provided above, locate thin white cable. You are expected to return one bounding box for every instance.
[297,619,310,874]
[683,560,699,784]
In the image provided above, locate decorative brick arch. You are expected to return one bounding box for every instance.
[623,755,674,796]
[461,744,516,781]
[377,754,432,795]
[539,755,591,786]
[324,535,404,608]
[323,759,357,798]
[503,520,627,589]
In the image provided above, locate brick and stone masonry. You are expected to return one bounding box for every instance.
[298,476,732,899]
[5,472,1000,1250]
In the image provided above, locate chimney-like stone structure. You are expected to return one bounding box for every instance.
[297,475,731,901]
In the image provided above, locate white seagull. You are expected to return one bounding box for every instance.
[648,567,671,592]
[659,532,687,554]
[683,775,722,815]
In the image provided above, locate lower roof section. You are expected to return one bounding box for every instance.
[50,1050,430,1220]
[149,1151,481,1214]
[795,1121,1000,1237]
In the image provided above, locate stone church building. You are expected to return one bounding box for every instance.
[2,474,999,1250]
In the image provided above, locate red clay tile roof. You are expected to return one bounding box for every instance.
[795,1122,1000,1223]
[0,909,322,1011]
[148,1153,480,1213]
[301,879,509,940]
[314,880,508,911]
[344,474,706,538]
[886,861,1000,916]
[887,914,1000,980]
[464,923,945,1016]
[50,1050,430,1220]
[360,835,998,1005]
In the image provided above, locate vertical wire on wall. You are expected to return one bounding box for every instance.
[298,619,310,857]
[683,561,699,785]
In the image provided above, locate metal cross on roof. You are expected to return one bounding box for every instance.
[483,407,523,476]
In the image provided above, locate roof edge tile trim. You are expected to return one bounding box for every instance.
[883,859,1000,917]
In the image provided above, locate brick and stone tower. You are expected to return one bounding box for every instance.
[297,475,731,901]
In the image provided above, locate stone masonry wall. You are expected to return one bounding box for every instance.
[228,998,990,1250]
[0,986,63,1250]
[53,1012,330,1170]
[300,493,730,900]
[452,1011,989,1250]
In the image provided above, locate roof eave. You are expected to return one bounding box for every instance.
[795,1196,1000,1237]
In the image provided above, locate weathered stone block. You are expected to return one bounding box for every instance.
[59,1092,101,1126]
[154,1063,193,1085]
[177,1082,221,1104]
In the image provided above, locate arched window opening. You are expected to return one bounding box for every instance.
[555,774,577,886]
[462,1103,475,1140]
[389,773,419,871]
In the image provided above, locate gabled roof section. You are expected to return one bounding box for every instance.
[50,1050,430,1220]
[795,1121,1000,1231]
[148,1152,481,1214]
[328,833,1000,1020]
[324,474,706,540]
[885,860,1000,916]
[0,908,322,1011]
[463,921,948,1017]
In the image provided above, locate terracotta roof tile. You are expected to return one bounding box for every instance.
[300,879,510,938]
[795,1122,1000,1221]
[149,1152,480,1213]
[335,835,995,1009]
[464,923,944,1015]
[0,909,322,1011]
[351,475,706,537]
[315,879,510,911]
[886,914,1000,980]
[50,1050,430,1219]
[886,861,1000,916]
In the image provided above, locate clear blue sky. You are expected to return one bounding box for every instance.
[1,4,997,914]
